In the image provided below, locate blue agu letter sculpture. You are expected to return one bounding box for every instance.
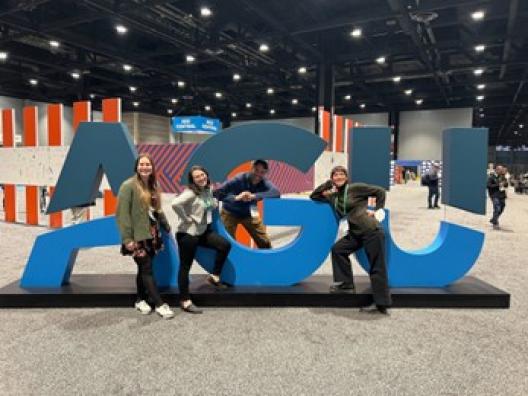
[20,122,488,289]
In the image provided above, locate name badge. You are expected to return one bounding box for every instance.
[206,210,213,224]
[250,205,259,219]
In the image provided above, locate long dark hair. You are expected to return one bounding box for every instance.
[187,165,211,195]
[134,153,161,210]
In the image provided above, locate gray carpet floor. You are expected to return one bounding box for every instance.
[1,182,527,395]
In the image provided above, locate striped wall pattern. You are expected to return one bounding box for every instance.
[137,143,315,194]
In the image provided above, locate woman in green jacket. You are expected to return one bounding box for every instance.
[116,153,174,319]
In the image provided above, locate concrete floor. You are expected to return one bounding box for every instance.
[0,182,527,395]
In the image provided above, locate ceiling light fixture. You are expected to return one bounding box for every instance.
[171,98,178,104]
[477,84,486,90]
[360,103,366,109]
[0,51,8,61]
[404,89,413,95]
[311,106,316,112]
[393,76,401,83]
[204,105,211,111]
[231,112,237,118]
[215,92,222,98]
[132,101,139,107]
[291,98,298,105]
[123,64,132,72]
[129,86,137,92]
[351,28,362,38]
[270,109,276,115]
[475,44,486,52]
[245,102,252,108]
[259,43,269,52]
[115,24,128,34]
[376,56,386,64]
[89,93,96,99]
[471,10,485,21]
[344,94,351,100]
[415,99,423,105]
[49,40,60,48]
[476,95,485,101]
[177,80,185,88]
[167,109,173,115]
[474,68,484,76]
[519,124,524,128]
[298,66,307,74]
[186,54,195,63]
[29,79,38,86]
[233,73,241,81]
[200,6,212,17]
[267,88,274,94]
[70,72,80,79]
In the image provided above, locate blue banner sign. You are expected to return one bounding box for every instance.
[171,116,221,134]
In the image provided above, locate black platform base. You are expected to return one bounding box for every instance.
[0,275,510,308]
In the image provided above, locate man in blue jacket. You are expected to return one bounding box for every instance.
[214,159,280,248]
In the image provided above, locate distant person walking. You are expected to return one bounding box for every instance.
[423,163,441,209]
[487,165,508,230]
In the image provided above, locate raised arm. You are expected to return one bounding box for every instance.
[310,180,334,202]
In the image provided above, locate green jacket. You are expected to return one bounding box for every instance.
[115,176,170,244]
[310,180,386,236]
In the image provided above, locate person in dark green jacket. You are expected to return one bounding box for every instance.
[310,166,392,315]
[116,153,175,319]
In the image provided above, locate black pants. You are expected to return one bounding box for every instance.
[134,254,163,307]
[176,229,231,301]
[490,196,506,225]
[428,186,439,208]
[331,229,392,307]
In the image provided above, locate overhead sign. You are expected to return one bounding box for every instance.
[171,116,221,134]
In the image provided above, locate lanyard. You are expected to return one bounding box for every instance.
[334,184,348,215]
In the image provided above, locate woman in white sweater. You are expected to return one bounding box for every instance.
[172,165,231,313]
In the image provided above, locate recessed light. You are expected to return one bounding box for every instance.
[231,112,237,118]
[474,68,484,76]
[186,54,195,63]
[514,131,518,135]
[233,73,241,81]
[215,92,222,98]
[70,72,80,79]
[200,6,212,17]
[376,56,386,64]
[480,114,485,118]
[298,66,307,74]
[404,89,413,95]
[0,51,7,61]
[246,103,252,108]
[520,124,524,128]
[291,98,298,105]
[415,99,423,105]
[393,76,401,83]
[475,44,486,52]
[171,98,178,104]
[344,95,351,100]
[359,103,366,109]
[471,10,485,21]
[477,84,486,90]
[267,88,274,94]
[49,40,60,48]
[167,109,173,115]
[259,43,269,52]
[115,24,128,34]
[311,106,316,112]
[204,105,211,111]
[476,95,485,101]
[129,86,137,92]
[270,109,276,115]
[89,93,95,99]
[29,79,38,86]
[132,101,139,107]
[177,80,185,88]
[123,64,132,72]
[351,28,362,38]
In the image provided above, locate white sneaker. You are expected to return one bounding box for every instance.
[155,303,175,319]
[134,300,152,315]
